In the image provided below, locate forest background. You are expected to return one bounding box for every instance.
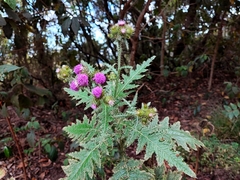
[1,0,240,179]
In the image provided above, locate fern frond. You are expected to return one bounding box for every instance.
[63,115,98,143]
[116,56,155,98]
[110,159,154,180]
[64,88,94,109]
[124,116,202,178]
[63,134,113,180]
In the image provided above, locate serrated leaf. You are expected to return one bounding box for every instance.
[124,115,201,178]
[71,17,80,35]
[64,88,94,109]
[110,159,154,180]
[168,121,204,151]
[116,56,155,98]
[63,117,97,143]
[63,135,112,180]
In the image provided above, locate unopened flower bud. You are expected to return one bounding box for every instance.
[91,104,97,110]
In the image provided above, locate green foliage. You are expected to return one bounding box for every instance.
[110,159,154,180]
[223,102,240,131]
[4,0,16,10]
[224,82,240,99]
[200,136,240,175]
[123,116,201,177]
[115,56,155,98]
[210,106,240,142]
[0,64,51,118]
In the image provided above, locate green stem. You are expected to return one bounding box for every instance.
[114,39,122,97]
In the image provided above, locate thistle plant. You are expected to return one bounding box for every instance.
[58,20,204,180]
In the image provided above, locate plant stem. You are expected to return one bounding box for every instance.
[114,39,122,97]
[6,116,27,180]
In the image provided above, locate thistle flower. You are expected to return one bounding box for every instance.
[76,74,89,86]
[109,20,134,40]
[93,72,106,84]
[69,79,79,91]
[73,64,83,74]
[118,20,125,26]
[92,86,103,98]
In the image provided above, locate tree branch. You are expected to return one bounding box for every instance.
[130,0,152,67]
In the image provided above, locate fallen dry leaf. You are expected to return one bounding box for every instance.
[39,171,46,179]
[39,159,51,167]
[0,167,6,179]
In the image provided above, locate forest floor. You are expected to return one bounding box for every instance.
[0,71,240,180]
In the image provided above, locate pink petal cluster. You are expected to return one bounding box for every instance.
[118,20,125,26]
[93,72,106,84]
[69,79,79,91]
[121,28,126,34]
[76,74,89,86]
[92,86,103,98]
[73,64,83,74]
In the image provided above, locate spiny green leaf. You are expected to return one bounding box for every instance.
[110,159,154,180]
[123,115,202,178]
[168,121,204,151]
[64,88,94,109]
[63,116,97,143]
[63,134,112,180]
[116,56,155,98]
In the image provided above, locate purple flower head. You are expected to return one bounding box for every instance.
[76,73,89,86]
[91,104,97,110]
[93,72,106,84]
[92,86,103,98]
[118,20,125,26]
[73,64,83,74]
[69,79,79,91]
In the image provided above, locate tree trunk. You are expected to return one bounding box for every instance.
[208,11,226,91]
[160,12,166,75]
[130,0,152,67]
